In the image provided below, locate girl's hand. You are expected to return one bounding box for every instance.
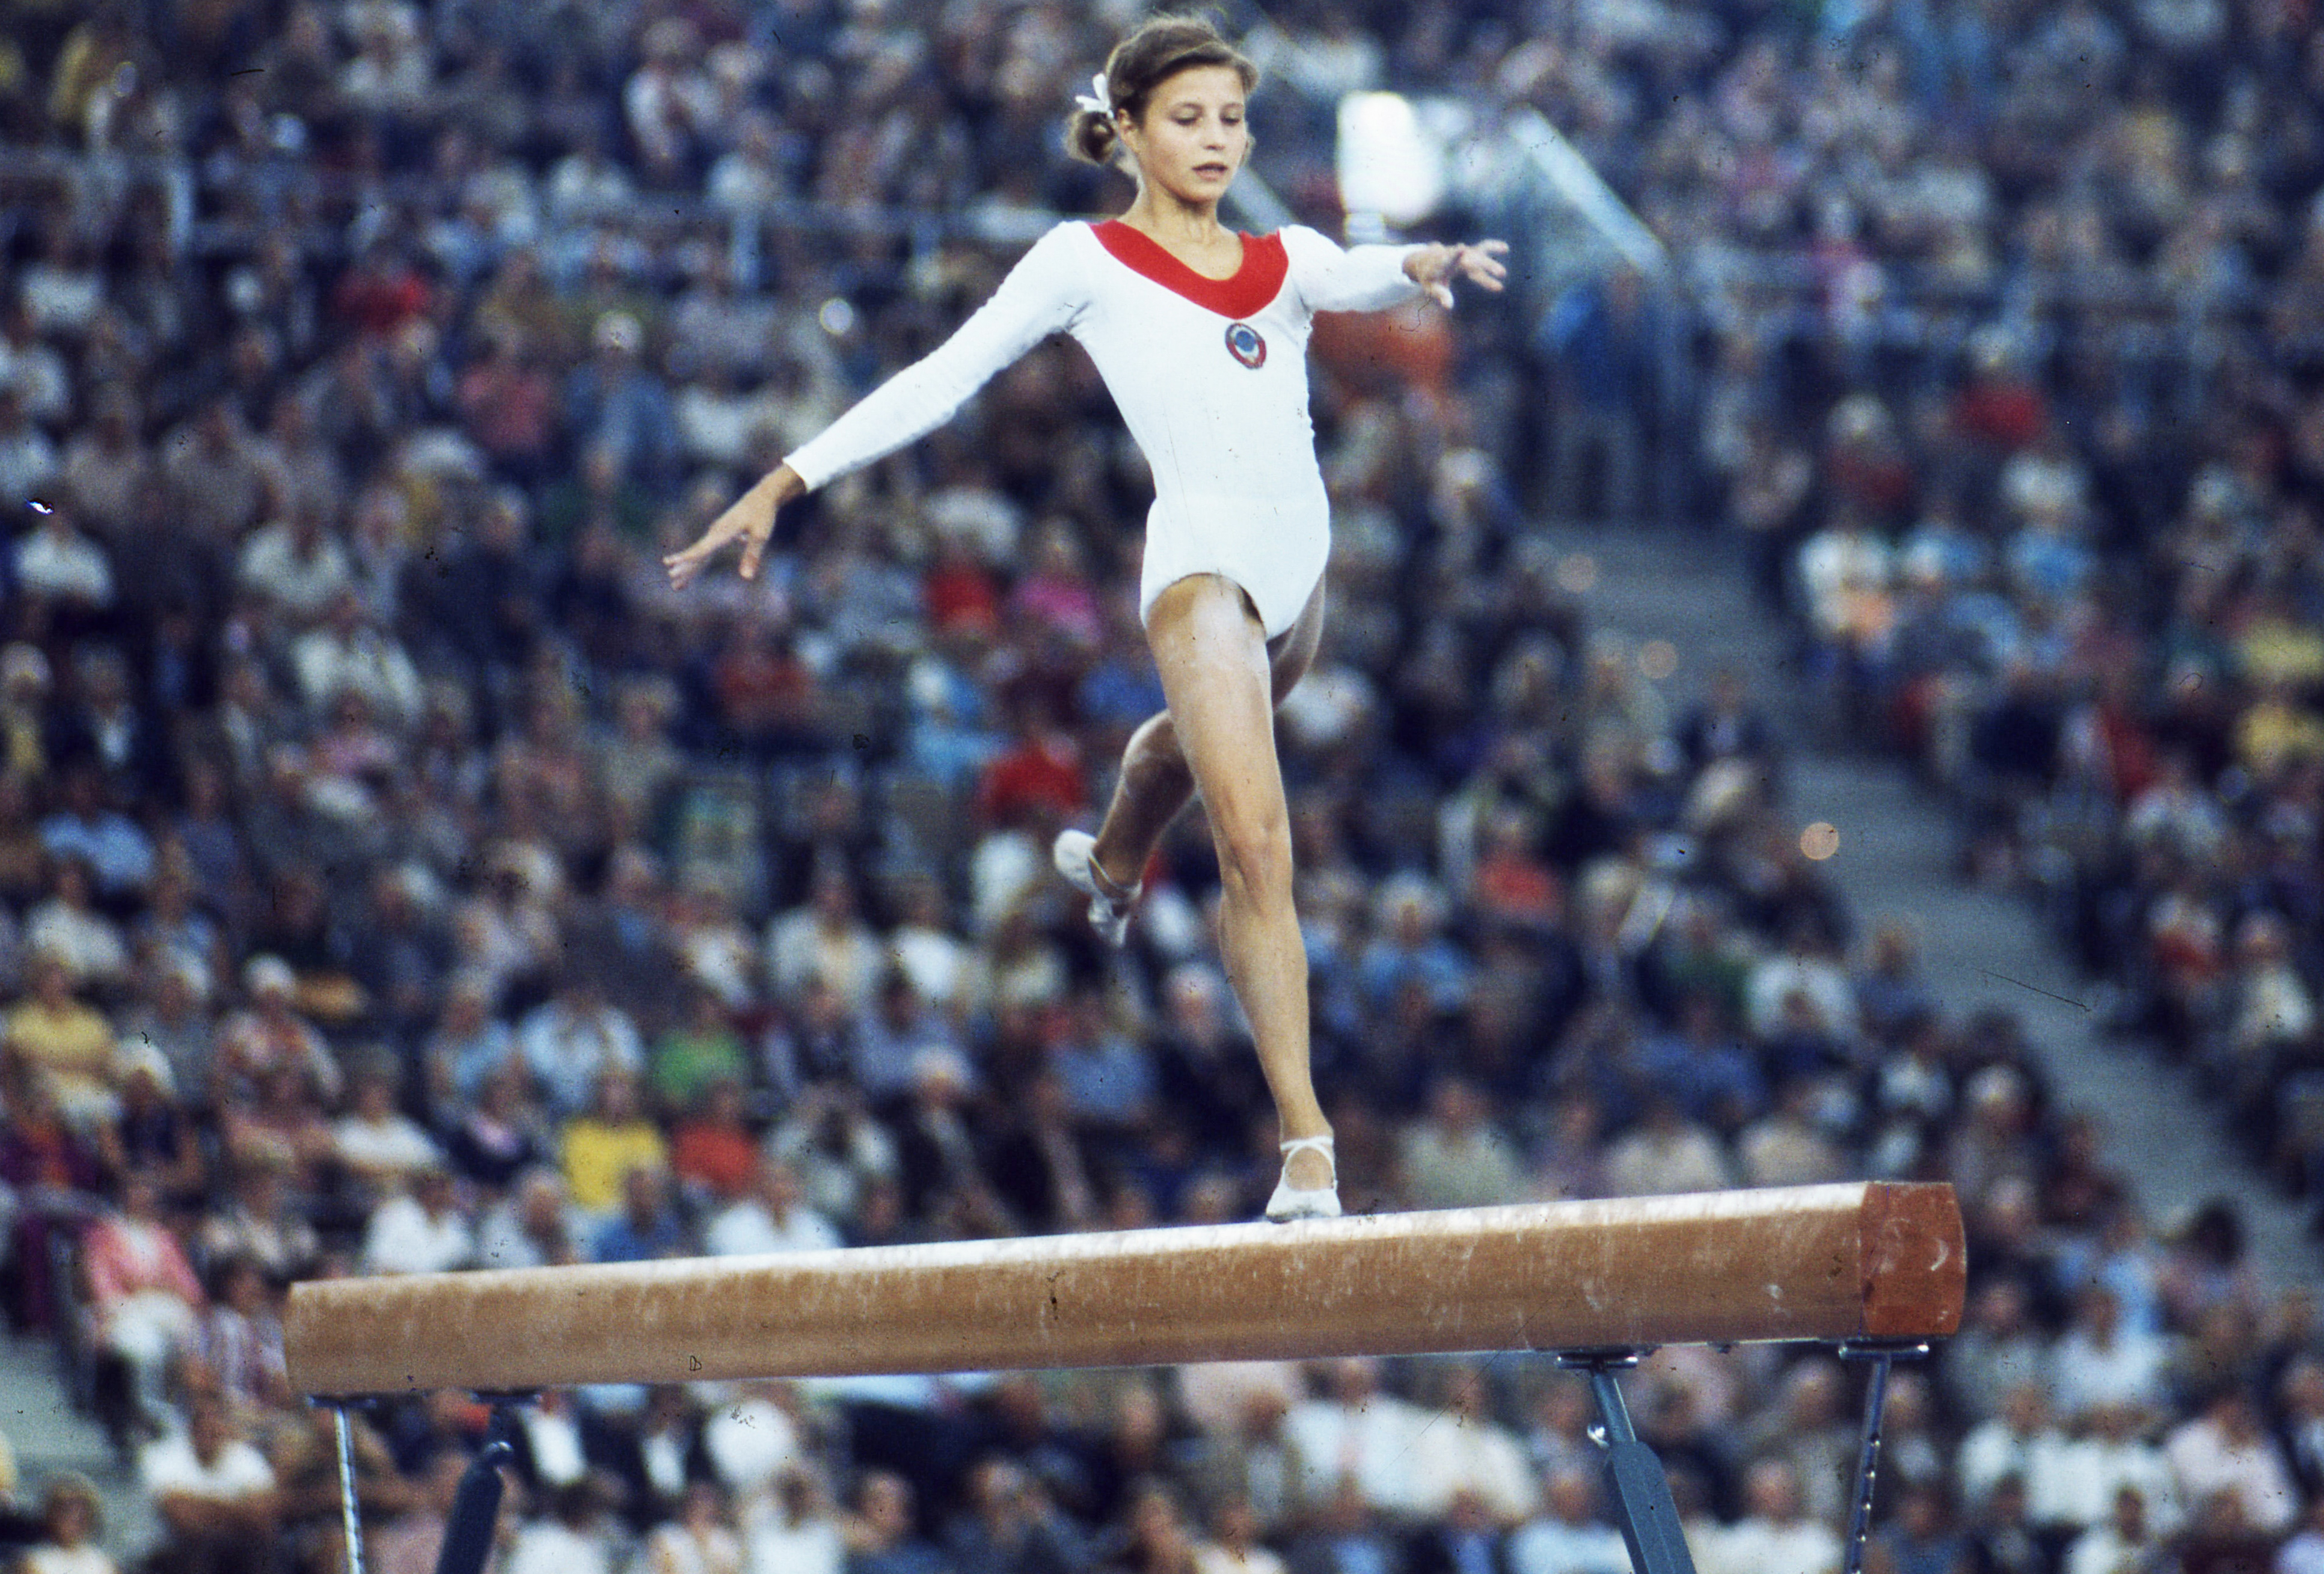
[1406,239,1510,307]
[663,464,806,587]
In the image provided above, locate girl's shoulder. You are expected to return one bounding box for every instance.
[991,221,1105,305]
[1031,218,1108,259]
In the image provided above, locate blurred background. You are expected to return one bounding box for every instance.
[0,0,2320,1569]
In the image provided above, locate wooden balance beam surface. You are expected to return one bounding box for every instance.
[285,1181,1963,1397]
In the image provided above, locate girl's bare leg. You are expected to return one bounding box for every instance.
[1088,579,1324,890]
[1124,574,1330,1184]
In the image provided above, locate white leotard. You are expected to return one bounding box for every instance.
[783,220,1421,638]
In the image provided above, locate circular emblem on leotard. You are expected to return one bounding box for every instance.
[1224,321,1268,369]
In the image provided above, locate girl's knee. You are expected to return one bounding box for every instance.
[1213,813,1292,899]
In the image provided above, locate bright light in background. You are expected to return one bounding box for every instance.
[1336,91,1446,229]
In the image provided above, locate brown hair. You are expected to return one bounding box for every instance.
[1063,14,1259,168]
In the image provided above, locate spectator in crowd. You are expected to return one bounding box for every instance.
[1397,1076,1527,1212]
[1601,1094,1733,1198]
[2165,1386,2301,1539]
[195,1154,320,1287]
[1509,1466,1631,1574]
[474,1166,578,1270]
[505,1478,620,1574]
[1197,1496,1284,1574]
[559,1067,667,1220]
[1288,1478,1402,1574]
[520,972,645,1121]
[2046,1401,2179,1540]
[642,1480,744,1574]
[81,1171,203,1432]
[360,1164,475,1276]
[749,1465,847,1574]
[2052,1285,2170,1427]
[1410,1365,1536,1527]
[2062,1487,2162,1574]
[707,1157,840,1257]
[333,1059,444,1201]
[1287,1358,1431,1522]
[138,1391,281,1574]
[194,1253,290,1423]
[1703,1459,1842,1574]
[4,951,115,1124]
[845,1470,945,1574]
[365,1450,471,1574]
[17,1472,117,1574]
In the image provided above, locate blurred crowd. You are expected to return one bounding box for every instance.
[1698,0,2324,1229]
[1,0,2322,1570]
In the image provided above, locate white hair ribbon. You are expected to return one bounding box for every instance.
[1073,71,1113,117]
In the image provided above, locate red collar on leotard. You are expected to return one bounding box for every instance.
[1091,221,1288,319]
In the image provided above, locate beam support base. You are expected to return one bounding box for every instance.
[1557,1349,1699,1574]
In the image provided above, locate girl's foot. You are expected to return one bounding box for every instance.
[1053,830,1142,948]
[1265,1135,1341,1222]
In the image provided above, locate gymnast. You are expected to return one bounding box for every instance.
[666,13,1507,1221]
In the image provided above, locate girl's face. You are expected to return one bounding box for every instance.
[1123,65,1249,207]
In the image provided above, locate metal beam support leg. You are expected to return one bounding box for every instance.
[1559,1350,1698,1574]
[432,1397,527,1574]
[1838,1341,1930,1574]
[333,1406,366,1574]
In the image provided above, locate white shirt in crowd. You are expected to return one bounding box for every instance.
[2163,1414,2299,1536]
[1957,1416,2077,1520]
[1196,1542,1287,1574]
[15,522,112,607]
[705,1198,841,1258]
[2063,1520,2165,1574]
[1409,1412,1538,1523]
[2052,1329,2169,1422]
[361,1193,476,1275]
[333,1112,445,1180]
[1507,1513,1631,1574]
[20,1546,117,1574]
[503,1518,612,1574]
[1696,1516,1842,1574]
[744,1509,842,1574]
[1285,1388,1433,1519]
[140,1431,275,1504]
[2041,1432,2181,1534]
[703,1391,803,1496]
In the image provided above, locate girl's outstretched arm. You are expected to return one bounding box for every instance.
[664,224,1087,587]
[1284,227,1509,313]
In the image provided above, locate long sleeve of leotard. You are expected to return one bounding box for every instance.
[784,226,1087,491]
[1282,224,1425,314]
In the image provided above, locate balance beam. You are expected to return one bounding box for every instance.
[285,1181,1961,1397]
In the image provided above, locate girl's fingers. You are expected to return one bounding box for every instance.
[1423,242,1510,306]
[664,520,740,587]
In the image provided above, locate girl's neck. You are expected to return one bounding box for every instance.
[1120,186,1225,245]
